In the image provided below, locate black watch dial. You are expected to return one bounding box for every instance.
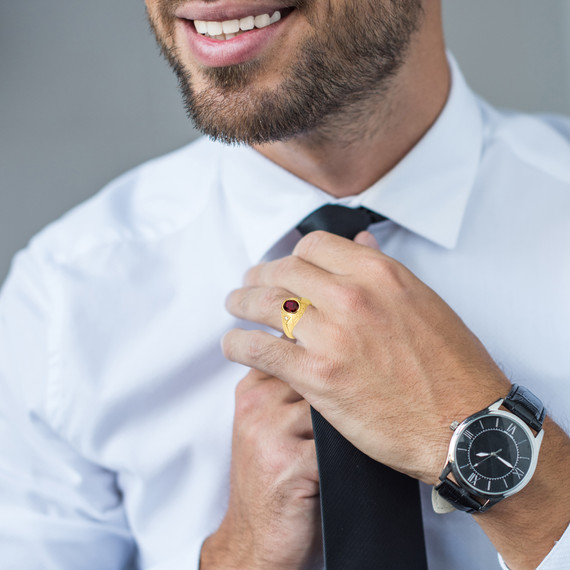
[453,413,534,496]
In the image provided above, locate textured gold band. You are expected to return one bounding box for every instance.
[281,297,312,339]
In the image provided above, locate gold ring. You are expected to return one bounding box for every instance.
[281,297,312,339]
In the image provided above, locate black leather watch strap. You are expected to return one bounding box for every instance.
[434,480,499,514]
[503,384,545,432]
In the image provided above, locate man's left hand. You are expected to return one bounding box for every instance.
[223,230,510,484]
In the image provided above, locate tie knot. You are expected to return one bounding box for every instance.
[297,205,386,240]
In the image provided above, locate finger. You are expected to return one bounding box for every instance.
[222,329,308,386]
[353,230,380,249]
[226,286,320,341]
[298,439,319,484]
[237,370,303,403]
[277,438,319,489]
[239,367,274,386]
[292,230,385,274]
[284,399,314,439]
[244,255,340,307]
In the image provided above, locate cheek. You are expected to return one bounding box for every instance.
[144,0,160,23]
[145,0,176,43]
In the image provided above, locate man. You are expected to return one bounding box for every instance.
[0,1,569,569]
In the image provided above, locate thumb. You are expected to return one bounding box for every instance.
[354,230,380,250]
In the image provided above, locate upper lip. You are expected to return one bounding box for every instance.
[175,1,294,21]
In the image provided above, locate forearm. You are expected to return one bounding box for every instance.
[473,417,570,570]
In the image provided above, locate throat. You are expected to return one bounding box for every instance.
[254,102,405,198]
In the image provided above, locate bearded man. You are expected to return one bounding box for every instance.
[1,1,569,569]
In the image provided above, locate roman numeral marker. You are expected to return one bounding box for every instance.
[513,467,525,480]
[468,472,480,485]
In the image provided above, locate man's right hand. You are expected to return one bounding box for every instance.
[200,369,322,570]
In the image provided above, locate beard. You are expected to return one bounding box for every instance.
[149,0,423,145]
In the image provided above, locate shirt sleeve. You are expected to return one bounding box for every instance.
[146,537,206,570]
[0,246,136,569]
[536,524,570,569]
[498,523,570,570]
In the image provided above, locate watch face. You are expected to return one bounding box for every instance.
[453,412,534,496]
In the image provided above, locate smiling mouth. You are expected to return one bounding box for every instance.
[188,7,295,41]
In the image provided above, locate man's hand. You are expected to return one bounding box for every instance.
[200,369,322,570]
[223,230,509,484]
[222,231,570,569]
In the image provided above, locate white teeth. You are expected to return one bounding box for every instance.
[222,19,240,34]
[206,21,223,36]
[239,15,255,31]
[194,20,208,34]
[254,14,270,28]
[194,10,284,39]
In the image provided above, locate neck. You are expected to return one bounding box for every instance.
[253,5,450,199]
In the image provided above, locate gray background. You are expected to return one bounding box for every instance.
[1,1,570,282]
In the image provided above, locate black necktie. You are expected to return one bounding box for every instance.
[297,204,428,570]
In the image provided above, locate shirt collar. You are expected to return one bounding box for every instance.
[220,54,483,263]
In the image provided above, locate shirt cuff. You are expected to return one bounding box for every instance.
[146,536,206,570]
[498,523,570,570]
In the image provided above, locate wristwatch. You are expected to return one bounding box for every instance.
[433,384,545,514]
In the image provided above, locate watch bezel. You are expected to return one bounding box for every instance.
[447,402,543,499]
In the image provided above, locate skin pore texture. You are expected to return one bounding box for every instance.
[145,1,570,569]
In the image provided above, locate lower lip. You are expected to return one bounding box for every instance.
[180,13,293,68]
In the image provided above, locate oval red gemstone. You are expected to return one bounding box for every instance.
[283,300,300,313]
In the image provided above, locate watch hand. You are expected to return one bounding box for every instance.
[473,449,503,467]
[495,455,514,469]
[473,455,493,468]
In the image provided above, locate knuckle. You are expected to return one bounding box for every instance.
[244,263,263,286]
[301,442,319,479]
[236,290,251,315]
[245,332,282,371]
[246,332,268,362]
[275,255,299,281]
[359,252,383,276]
[310,354,343,388]
[261,287,282,315]
[337,283,369,313]
[240,419,264,450]
[234,383,260,418]
[375,256,405,287]
[234,374,253,398]
[294,230,326,258]
[265,448,289,475]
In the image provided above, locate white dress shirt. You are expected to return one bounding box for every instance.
[1,56,569,570]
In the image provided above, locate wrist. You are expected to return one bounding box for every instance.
[199,519,306,570]
[423,383,510,486]
[475,417,570,569]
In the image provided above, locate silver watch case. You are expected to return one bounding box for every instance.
[445,398,544,501]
